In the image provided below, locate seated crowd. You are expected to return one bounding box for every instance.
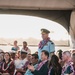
[0,41,75,75]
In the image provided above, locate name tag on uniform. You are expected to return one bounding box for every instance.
[45,43,48,46]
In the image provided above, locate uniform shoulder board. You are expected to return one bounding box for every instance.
[49,40,54,44]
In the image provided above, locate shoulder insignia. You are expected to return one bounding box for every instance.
[49,40,54,44]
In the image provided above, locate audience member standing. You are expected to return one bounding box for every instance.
[11,40,20,52]
[38,29,55,60]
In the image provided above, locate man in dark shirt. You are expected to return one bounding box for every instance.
[28,50,49,75]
